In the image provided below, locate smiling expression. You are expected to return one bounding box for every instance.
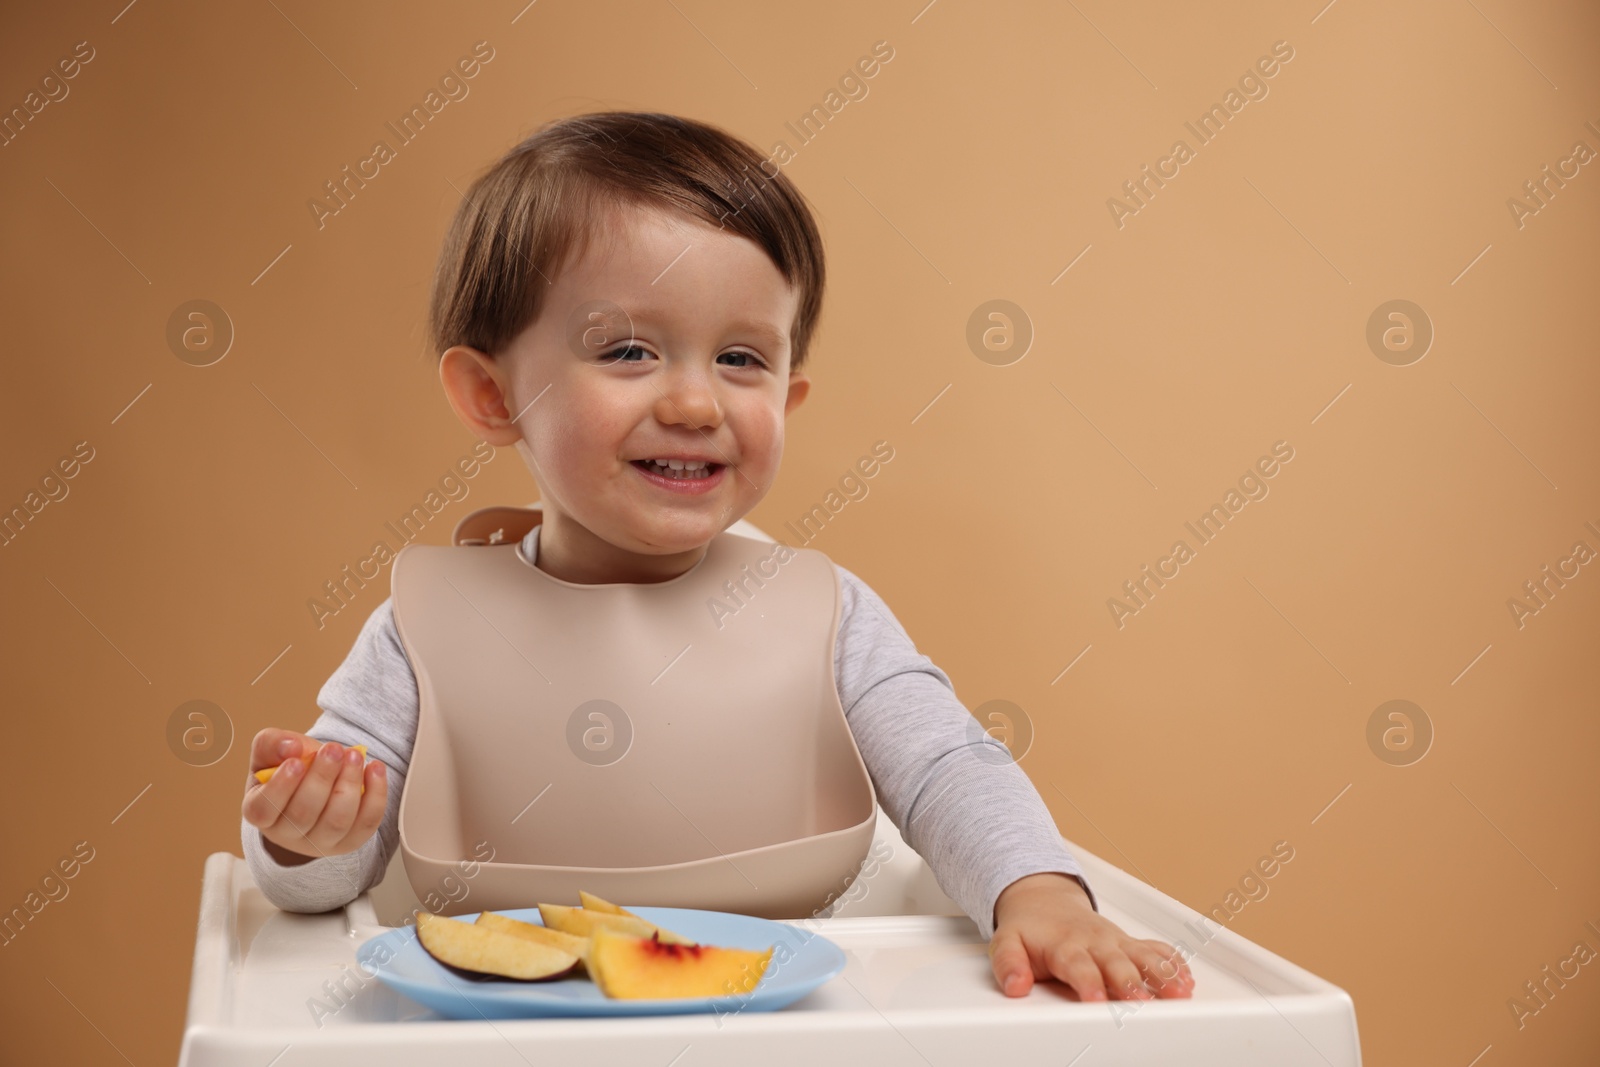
[439,199,812,585]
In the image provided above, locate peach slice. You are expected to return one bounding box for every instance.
[537,902,696,946]
[415,911,580,981]
[475,911,591,970]
[577,891,691,939]
[254,743,368,789]
[578,890,626,915]
[586,925,774,1000]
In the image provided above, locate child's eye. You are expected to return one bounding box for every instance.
[598,345,652,363]
[599,347,766,369]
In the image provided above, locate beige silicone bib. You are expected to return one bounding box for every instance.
[391,505,878,920]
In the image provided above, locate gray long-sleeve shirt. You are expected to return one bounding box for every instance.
[240,524,1095,941]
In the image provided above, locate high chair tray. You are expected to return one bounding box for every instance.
[180,846,1361,1066]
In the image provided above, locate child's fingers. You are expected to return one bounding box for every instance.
[242,738,315,832]
[1133,938,1193,980]
[314,746,368,849]
[1131,939,1195,996]
[335,760,388,854]
[988,929,1036,997]
[272,740,347,843]
[248,728,310,775]
[1086,943,1152,1001]
[1045,942,1112,1002]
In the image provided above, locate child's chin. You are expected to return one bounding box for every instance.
[622,519,718,554]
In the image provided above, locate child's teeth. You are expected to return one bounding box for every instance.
[645,459,711,479]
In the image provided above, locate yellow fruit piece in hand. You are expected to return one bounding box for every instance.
[254,743,369,790]
[586,924,773,1000]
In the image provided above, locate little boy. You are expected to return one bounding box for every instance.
[240,111,1193,1003]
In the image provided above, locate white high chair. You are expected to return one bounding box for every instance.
[181,515,1362,1065]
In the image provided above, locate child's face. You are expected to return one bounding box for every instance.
[441,200,810,582]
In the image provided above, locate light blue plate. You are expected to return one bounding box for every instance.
[356,905,847,1019]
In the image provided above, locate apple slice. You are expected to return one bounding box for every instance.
[537,902,696,946]
[415,911,580,981]
[475,911,591,969]
[587,925,774,1000]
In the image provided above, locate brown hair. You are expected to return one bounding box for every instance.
[427,111,826,373]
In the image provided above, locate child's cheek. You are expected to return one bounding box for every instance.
[739,405,784,462]
[535,406,604,468]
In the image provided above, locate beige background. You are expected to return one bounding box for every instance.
[1,1,1597,1063]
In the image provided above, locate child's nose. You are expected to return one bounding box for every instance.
[653,371,723,427]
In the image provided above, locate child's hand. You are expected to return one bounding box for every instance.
[989,872,1196,1000]
[242,729,387,864]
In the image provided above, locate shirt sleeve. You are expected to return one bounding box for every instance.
[832,562,1097,941]
[240,597,418,913]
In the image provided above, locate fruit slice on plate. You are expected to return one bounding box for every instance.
[577,891,695,940]
[538,901,696,946]
[415,911,581,981]
[255,743,369,786]
[586,925,775,1000]
[475,911,592,969]
[578,890,626,914]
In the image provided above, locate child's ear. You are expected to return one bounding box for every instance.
[439,345,524,446]
[784,371,811,416]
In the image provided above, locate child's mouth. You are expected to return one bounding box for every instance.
[630,459,727,493]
